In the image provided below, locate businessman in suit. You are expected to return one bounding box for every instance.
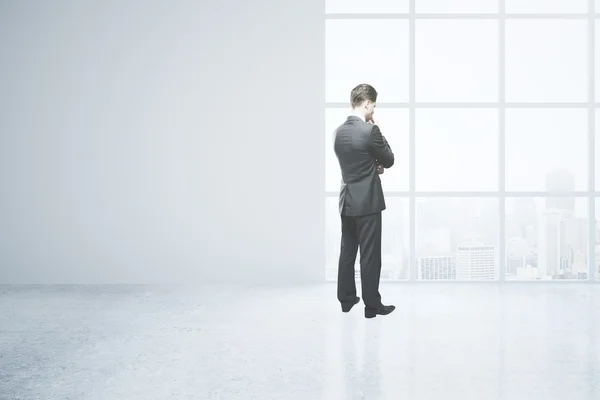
[333,83,395,319]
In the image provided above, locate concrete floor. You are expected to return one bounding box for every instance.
[1,283,599,400]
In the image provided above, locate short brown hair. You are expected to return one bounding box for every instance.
[350,84,377,108]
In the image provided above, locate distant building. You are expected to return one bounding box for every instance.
[545,168,575,211]
[506,237,529,276]
[538,209,573,278]
[516,265,537,280]
[512,197,538,235]
[418,254,456,280]
[507,255,524,276]
[456,244,496,280]
[526,253,538,269]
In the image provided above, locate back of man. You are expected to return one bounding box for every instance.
[334,114,390,217]
[333,83,396,319]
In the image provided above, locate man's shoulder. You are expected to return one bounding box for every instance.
[336,118,374,135]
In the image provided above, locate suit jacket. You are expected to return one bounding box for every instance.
[333,116,395,217]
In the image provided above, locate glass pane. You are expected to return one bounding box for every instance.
[326,0,408,13]
[506,0,588,13]
[416,197,499,281]
[416,109,498,191]
[505,109,587,191]
[416,20,498,102]
[325,108,409,192]
[416,0,498,13]
[326,20,409,103]
[506,20,587,102]
[506,197,588,281]
[325,197,410,281]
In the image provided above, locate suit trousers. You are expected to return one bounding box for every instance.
[337,211,383,309]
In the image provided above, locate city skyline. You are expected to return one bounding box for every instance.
[326,169,600,281]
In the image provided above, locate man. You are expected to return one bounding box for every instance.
[333,83,395,319]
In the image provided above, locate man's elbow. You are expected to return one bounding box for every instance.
[382,155,394,169]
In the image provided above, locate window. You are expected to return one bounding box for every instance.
[325,3,597,282]
[416,20,498,102]
[416,198,499,281]
[505,20,587,103]
[416,109,498,191]
[326,20,409,103]
[506,197,589,280]
[505,109,587,191]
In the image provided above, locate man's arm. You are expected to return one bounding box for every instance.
[369,124,394,169]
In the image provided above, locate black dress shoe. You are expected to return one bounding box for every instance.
[341,296,361,312]
[365,304,395,319]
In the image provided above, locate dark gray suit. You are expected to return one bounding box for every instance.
[333,115,394,309]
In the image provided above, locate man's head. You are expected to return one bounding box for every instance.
[350,83,377,121]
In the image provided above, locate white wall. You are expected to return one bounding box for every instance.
[0,0,325,284]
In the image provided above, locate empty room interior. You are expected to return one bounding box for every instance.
[1,0,600,399]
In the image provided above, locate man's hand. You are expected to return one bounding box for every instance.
[367,118,380,127]
[377,165,384,174]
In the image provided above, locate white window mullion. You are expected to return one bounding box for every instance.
[409,0,417,281]
[499,0,506,281]
[588,0,596,281]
